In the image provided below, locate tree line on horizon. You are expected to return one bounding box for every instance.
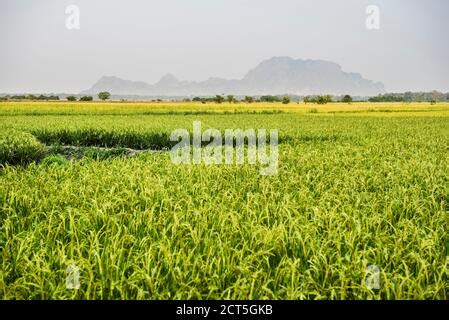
[1,91,448,103]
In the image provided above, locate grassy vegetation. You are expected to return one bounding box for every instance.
[1,102,448,299]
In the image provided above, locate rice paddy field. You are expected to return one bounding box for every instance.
[0,101,448,299]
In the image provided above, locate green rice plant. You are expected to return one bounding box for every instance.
[0,130,45,165]
[31,128,175,150]
[40,155,70,166]
[82,147,130,160]
[0,102,448,300]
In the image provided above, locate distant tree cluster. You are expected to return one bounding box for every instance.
[368,95,405,102]
[214,95,225,104]
[4,94,60,101]
[191,95,236,103]
[258,95,291,103]
[226,95,236,103]
[304,95,333,104]
[2,90,448,104]
[244,96,254,103]
[368,91,449,102]
[0,92,112,102]
[190,95,291,104]
[260,95,281,102]
[192,96,226,103]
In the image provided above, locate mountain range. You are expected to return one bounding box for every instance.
[81,57,385,96]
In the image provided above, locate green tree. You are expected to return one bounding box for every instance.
[226,95,235,103]
[303,96,310,104]
[260,95,281,102]
[98,91,111,101]
[214,95,225,103]
[244,96,254,103]
[66,96,77,101]
[80,96,93,101]
[316,95,332,104]
[282,96,290,104]
[342,95,352,103]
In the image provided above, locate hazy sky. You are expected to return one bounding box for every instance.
[0,0,448,93]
